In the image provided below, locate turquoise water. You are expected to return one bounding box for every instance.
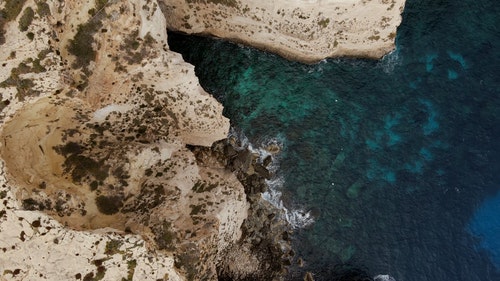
[168,0,500,280]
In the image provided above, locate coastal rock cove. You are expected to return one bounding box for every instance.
[0,0,295,280]
[0,1,499,281]
[167,0,500,279]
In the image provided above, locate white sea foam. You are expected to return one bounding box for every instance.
[262,178,314,229]
[228,128,281,163]
[374,274,397,281]
[307,59,327,74]
[379,48,401,74]
[229,128,314,229]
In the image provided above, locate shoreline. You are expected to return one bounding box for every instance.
[168,30,397,65]
[0,0,406,280]
[189,136,295,280]
[162,0,406,64]
[0,0,295,279]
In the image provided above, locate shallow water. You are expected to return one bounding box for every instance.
[168,0,500,279]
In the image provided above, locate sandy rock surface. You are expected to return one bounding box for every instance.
[0,0,247,280]
[162,0,406,63]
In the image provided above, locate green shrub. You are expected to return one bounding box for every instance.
[18,6,34,31]
[104,239,123,255]
[318,18,330,28]
[155,221,176,250]
[95,195,123,215]
[0,0,28,44]
[36,1,51,17]
[68,0,109,69]
[3,0,28,21]
[68,21,101,69]
[185,0,238,8]
[122,259,137,281]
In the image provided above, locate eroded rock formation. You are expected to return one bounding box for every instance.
[0,0,406,280]
[162,0,406,63]
[0,0,252,280]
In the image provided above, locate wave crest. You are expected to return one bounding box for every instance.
[229,128,314,229]
[374,274,397,281]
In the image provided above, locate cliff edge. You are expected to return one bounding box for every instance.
[0,0,406,280]
[162,0,406,63]
[0,0,251,280]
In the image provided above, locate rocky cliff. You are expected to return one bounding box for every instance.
[162,0,406,63]
[0,0,253,280]
[0,0,405,280]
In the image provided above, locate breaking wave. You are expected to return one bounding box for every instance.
[262,177,314,229]
[378,48,401,74]
[374,274,397,281]
[228,128,314,229]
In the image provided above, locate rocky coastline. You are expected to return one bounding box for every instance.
[162,0,406,63]
[0,0,293,280]
[189,137,295,280]
[0,0,405,280]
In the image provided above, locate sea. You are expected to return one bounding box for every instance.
[167,0,500,280]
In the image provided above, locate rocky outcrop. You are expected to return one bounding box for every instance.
[0,0,407,280]
[189,139,294,280]
[0,0,251,280]
[161,0,406,63]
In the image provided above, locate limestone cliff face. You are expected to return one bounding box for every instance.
[161,0,406,63]
[0,0,249,280]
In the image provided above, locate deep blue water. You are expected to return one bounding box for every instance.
[469,190,500,271]
[168,0,500,280]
